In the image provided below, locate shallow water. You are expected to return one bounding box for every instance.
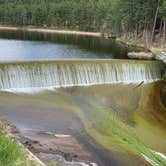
[0,82,165,165]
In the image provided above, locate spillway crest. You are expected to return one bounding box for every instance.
[0,60,164,89]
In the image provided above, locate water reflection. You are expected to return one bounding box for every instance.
[0,29,128,61]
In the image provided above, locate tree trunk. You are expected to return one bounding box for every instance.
[159,20,163,37]
[163,20,166,47]
[151,0,160,45]
[145,26,150,49]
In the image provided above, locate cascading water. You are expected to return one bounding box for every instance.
[0,60,164,90]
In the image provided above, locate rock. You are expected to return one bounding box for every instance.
[157,52,166,80]
[157,52,166,63]
[103,33,116,40]
[127,52,154,60]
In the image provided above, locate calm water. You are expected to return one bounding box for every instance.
[0,30,128,61]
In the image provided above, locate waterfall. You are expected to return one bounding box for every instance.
[0,60,164,90]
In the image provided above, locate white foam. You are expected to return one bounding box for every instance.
[1,86,56,94]
[0,79,161,94]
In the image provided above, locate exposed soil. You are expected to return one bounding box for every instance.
[12,128,97,166]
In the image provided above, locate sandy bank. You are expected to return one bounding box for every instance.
[0,26,101,37]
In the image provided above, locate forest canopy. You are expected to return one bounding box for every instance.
[0,0,165,43]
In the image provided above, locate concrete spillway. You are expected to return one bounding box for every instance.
[0,60,164,90]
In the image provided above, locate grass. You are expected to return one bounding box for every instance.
[0,133,26,166]
[0,121,39,166]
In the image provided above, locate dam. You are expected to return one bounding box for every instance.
[0,60,164,90]
[0,30,165,166]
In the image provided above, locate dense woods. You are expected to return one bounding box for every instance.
[0,0,166,46]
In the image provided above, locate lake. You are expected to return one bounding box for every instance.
[0,29,129,61]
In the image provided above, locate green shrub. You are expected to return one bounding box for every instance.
[0,132,26,166]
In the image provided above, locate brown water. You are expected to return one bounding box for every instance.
[0,82,165,165]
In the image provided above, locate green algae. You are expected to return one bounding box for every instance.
[70,102,166,165]
[58,83,166,165]
[0,82,165,165]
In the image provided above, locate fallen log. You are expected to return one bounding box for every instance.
[128,52,155,60]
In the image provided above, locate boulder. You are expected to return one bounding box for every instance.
[157,52,166,80]
[157,52,166,63]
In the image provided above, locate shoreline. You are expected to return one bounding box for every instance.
[116,36,166,56]
[0,25,101,37]
[0,25,163,59]
[0,118,45,166]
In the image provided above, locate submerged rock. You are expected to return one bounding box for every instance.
[45,155,98,166]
